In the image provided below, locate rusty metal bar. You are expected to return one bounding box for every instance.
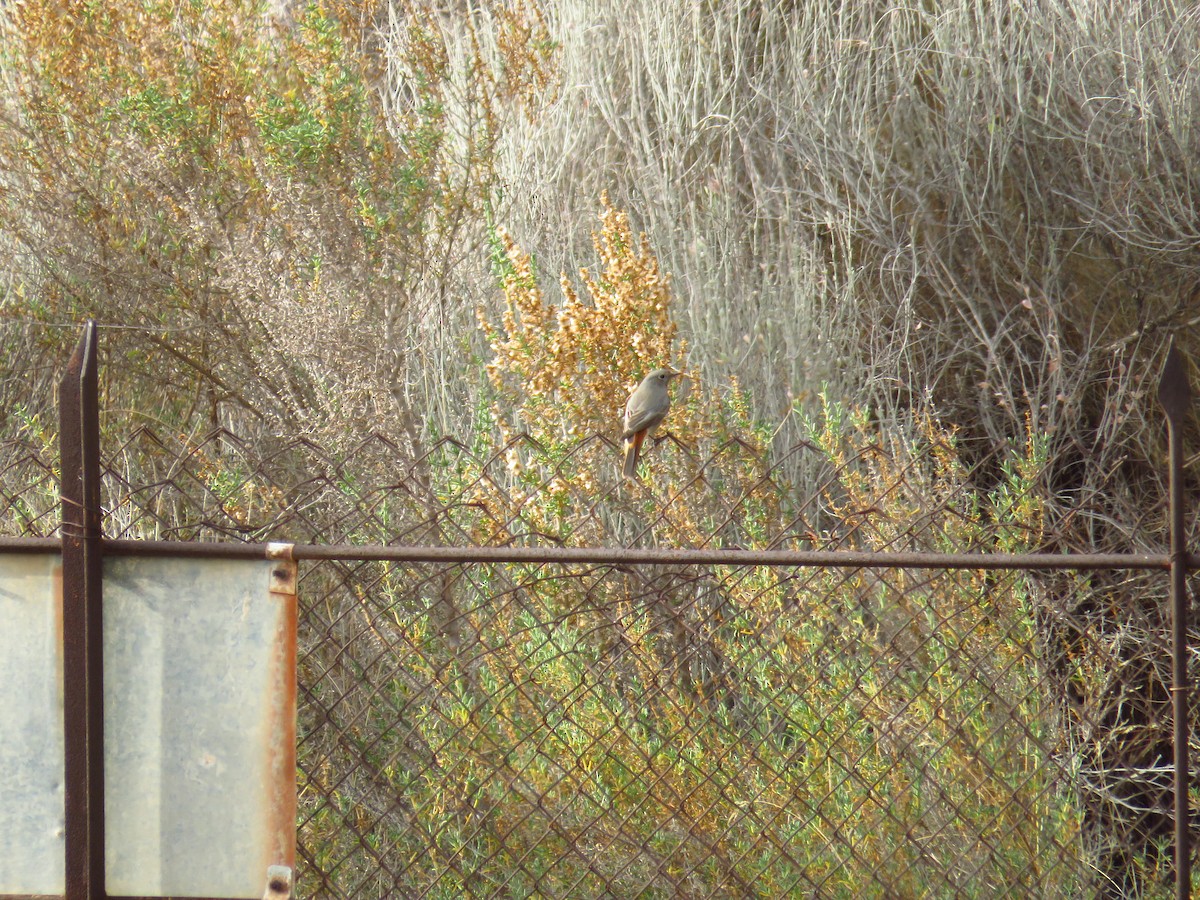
[1159,341,1192,900]
[0,535,61,552]
[90,537,1173,570]
[60,320,105,900]
[1,533,1190,570]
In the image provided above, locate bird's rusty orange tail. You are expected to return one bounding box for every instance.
[622,431,646,479]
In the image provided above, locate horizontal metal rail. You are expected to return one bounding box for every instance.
[0,534,1181,570]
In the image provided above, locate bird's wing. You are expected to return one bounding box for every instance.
[623,391,669,437]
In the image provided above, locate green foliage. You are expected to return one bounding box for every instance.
[298,404,1086,894]
[989,426,1050,553]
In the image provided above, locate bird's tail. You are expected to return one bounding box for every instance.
[622,432,643,479]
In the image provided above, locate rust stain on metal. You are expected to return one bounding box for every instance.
[268,555,297,596]
[266,542,295,562]
[266,558,298,873]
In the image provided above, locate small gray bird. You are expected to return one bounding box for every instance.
[622,368,680,479]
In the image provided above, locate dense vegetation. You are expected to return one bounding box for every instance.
[3,1,1199,895]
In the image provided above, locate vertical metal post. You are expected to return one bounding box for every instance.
[60,320,105,899]
[1158,341,1192,899]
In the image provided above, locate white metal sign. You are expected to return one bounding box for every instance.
[0,554,296,898]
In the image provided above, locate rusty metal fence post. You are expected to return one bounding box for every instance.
[1158,341,1192,899]
[59,320,105,900]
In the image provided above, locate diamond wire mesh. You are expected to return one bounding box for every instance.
[282,556,1079,898]
[1,425,1195,898]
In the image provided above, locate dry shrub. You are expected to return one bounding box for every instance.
[483,193,678,445]
[0,0,558,459]
[477,193,776,549]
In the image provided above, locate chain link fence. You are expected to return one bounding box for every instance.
[2,415,1194,898]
